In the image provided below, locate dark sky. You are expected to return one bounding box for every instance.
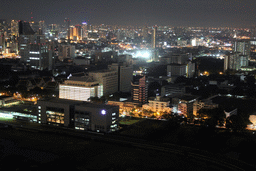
[1,0,256,27]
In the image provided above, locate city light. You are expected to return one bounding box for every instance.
[134,50,151,58]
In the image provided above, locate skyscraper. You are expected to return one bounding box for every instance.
[82,22,87,39]
[11,20,19,37]
[74,25,82,40]
[151,26,157,49]
[108,62,133,93]
[64,18,70,43]
[18,20,36,63]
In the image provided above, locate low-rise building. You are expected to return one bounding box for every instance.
[37,98,119,133]
[172,95,198,119]
[142,96,172,113]
[0,96,20,107]
[59,76,103,101]
[107,100,139,116]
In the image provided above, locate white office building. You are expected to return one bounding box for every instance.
[59,76,103,101]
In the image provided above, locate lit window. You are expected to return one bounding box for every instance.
[112,113,116,116]
[38,106,41,109]
[38,114,41,116]
[38,110,41,113]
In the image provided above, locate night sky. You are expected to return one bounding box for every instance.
[1,0,256,27]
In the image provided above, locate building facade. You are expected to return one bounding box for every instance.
[131,76,148,104]
[59,76,103,101]
[108,62,133,93]
[88,70,118,96]
[37,98,119,132]
[142,96,172,113]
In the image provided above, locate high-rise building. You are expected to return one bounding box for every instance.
[74,25,82,40]
[18,20,36,63]
[39,21,46,35]
[108,62,133,93]
[82,22,87,39]
[88,70,118,96]
[131,75,148,104]
[224,52,249,71]
[64,18,70,43]
[151,26,157,49]
[28,37,53,70]
[11,20,19,37]
[233,39,250,56]
[227,39,250,71]
[142,26,148,40]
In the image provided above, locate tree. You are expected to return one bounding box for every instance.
[197,108,225,126]
[226,115,247,132]
[162,112,173,120]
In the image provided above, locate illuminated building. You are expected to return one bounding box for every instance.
[151,26,157,49]
[73,25,82,40]
[0,19,7,54]
[142,96,172,113]
[59,76,103,101]
[108,62,133,92]
[172,95,198,119]
[82,22,87,39]
[39,20,46,35]
[0,96,20,107]
[131,75,148,104]
[11,20,19,37]
[37,98,119,132]
[28,39,53,70]
[18,20,36,63]
[107,101,139,116]
[88,70,118,96]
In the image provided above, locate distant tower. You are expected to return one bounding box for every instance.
[74,24,82,40]
[82,22,87,39]
[64,18,71,43]
[11,20,19,37]
[151,26,157,49]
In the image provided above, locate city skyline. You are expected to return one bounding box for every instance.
[1,0,256,27]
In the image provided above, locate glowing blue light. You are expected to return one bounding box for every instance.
[101,110,106,115]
